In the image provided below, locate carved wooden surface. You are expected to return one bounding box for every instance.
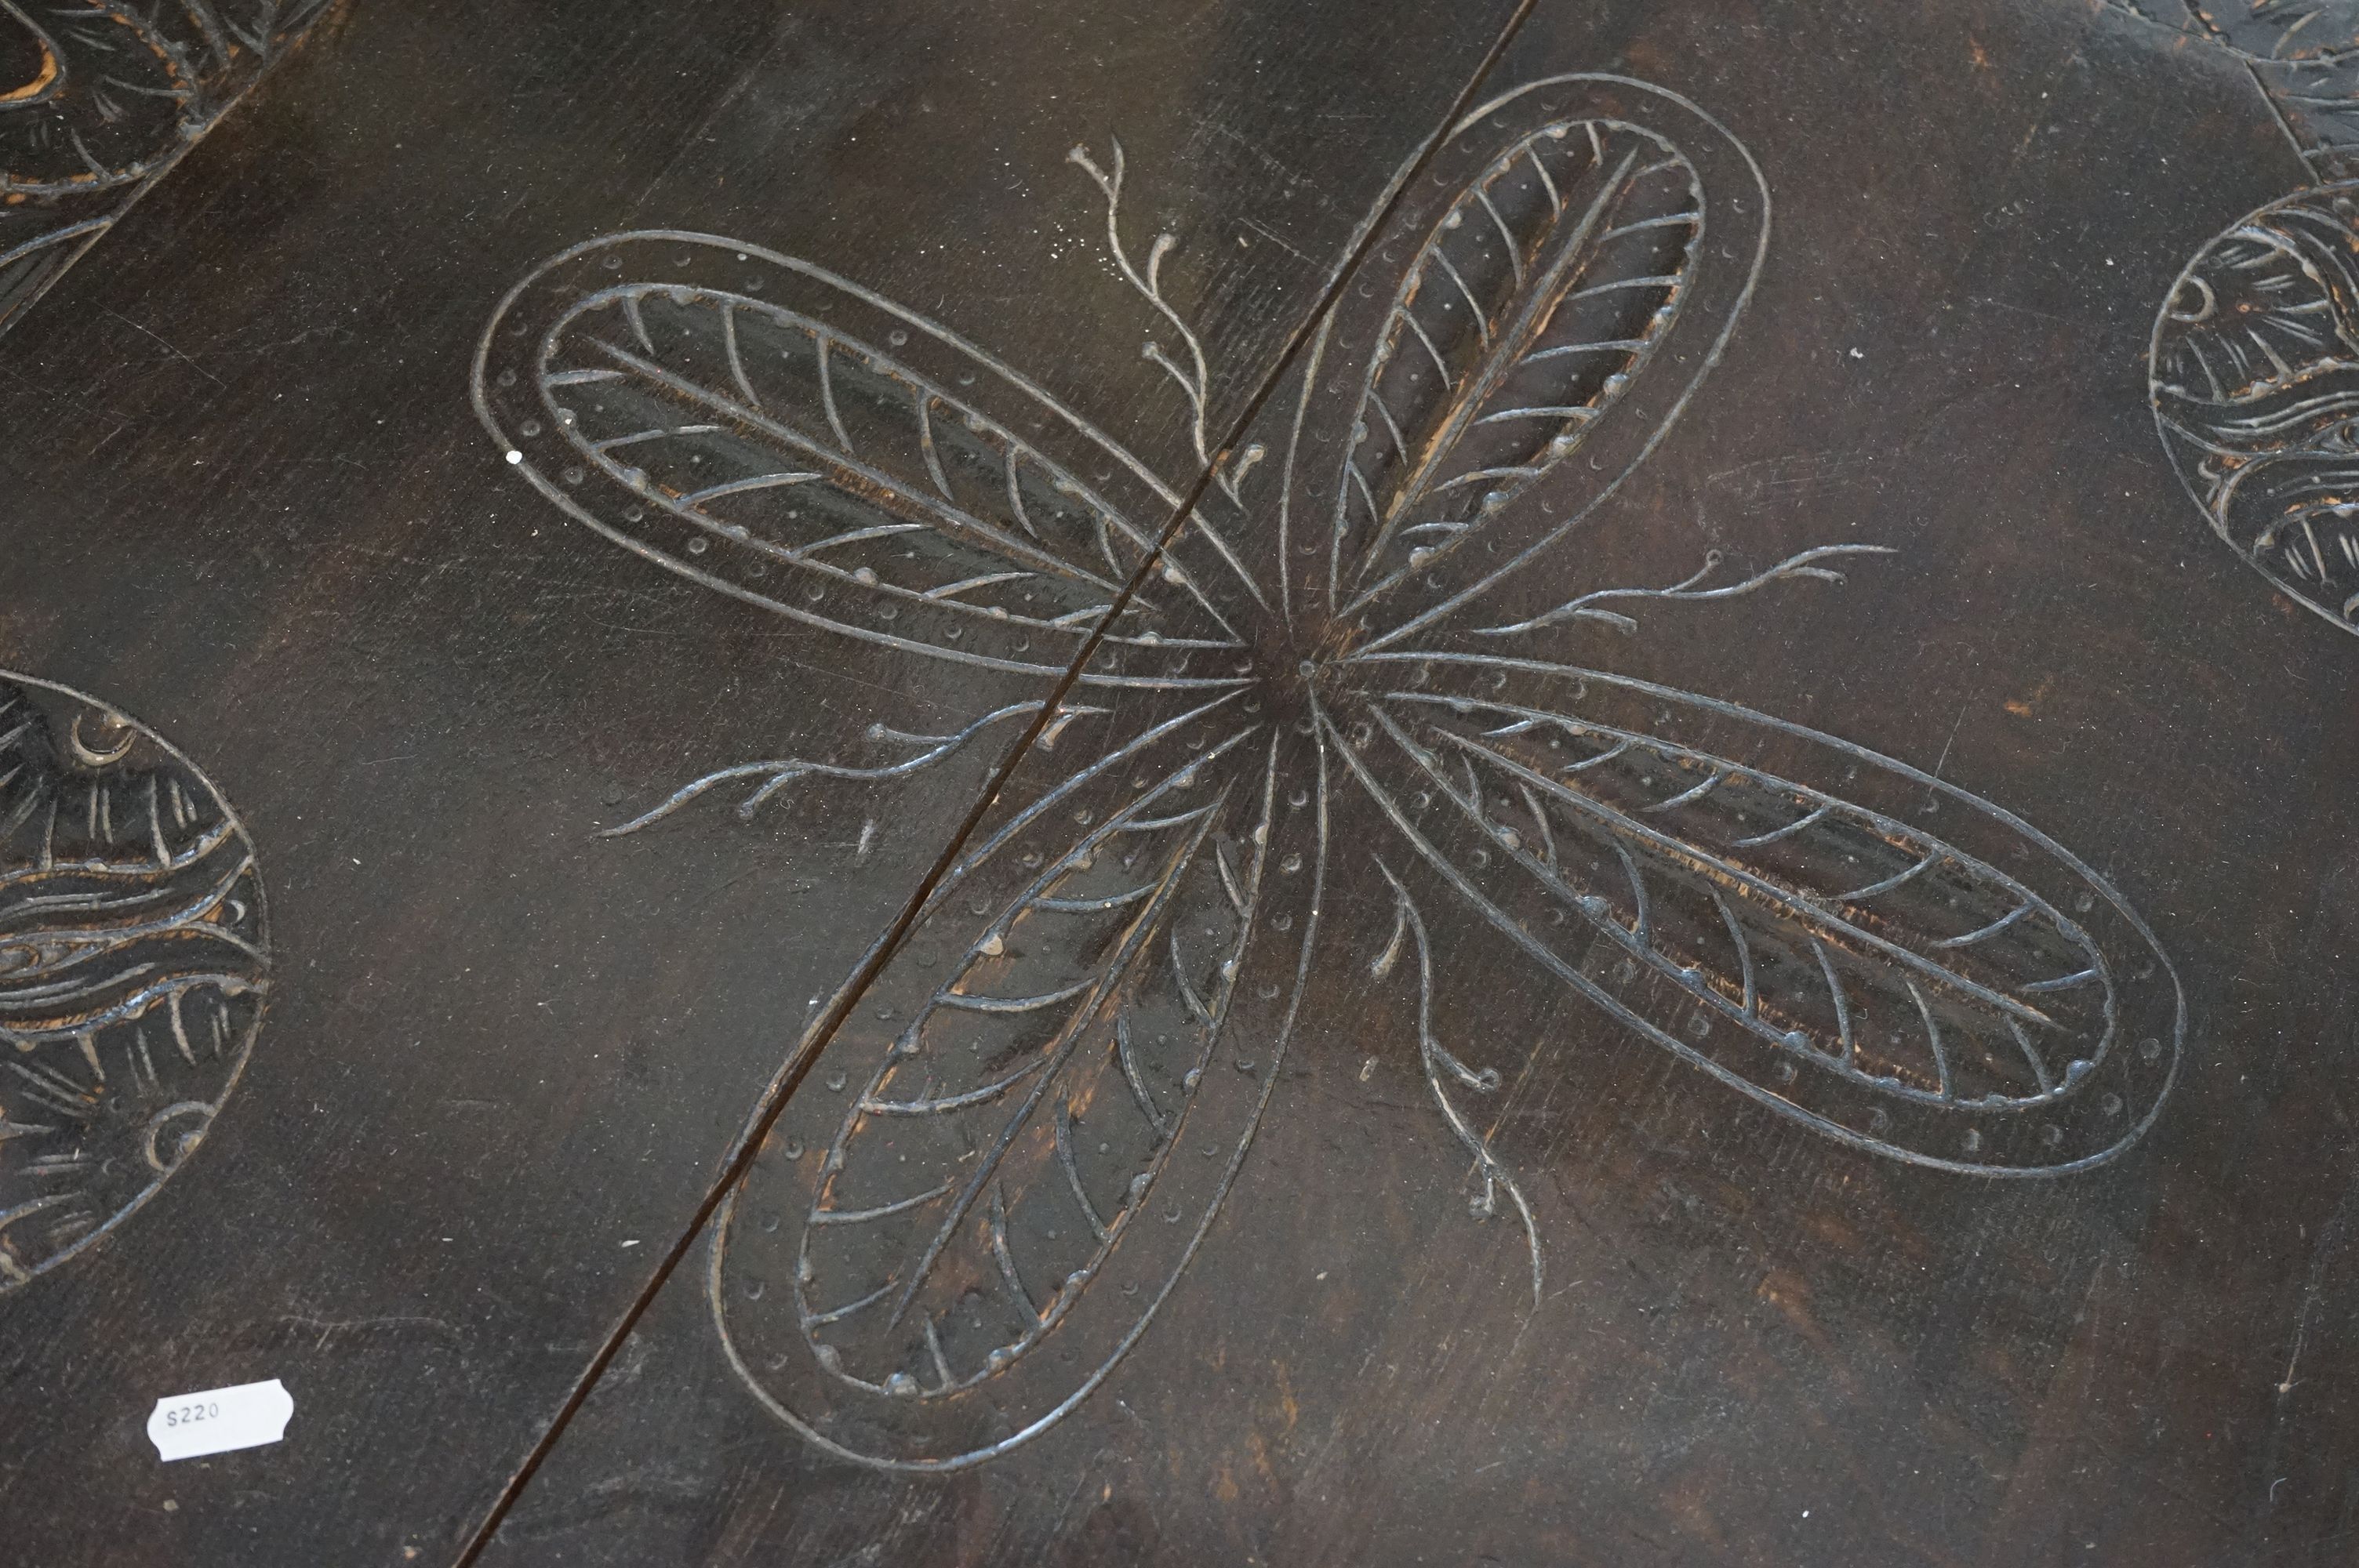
[0,673,268,1291]
[3,0,2359,1563]
[0,0,336,332]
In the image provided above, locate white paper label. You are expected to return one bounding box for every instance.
[147,1379,293,1462]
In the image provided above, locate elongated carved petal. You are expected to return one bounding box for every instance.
[476,234,1245,684]
[1334,656,2180,1175]
[714,695,1326,1468]
[1252,77,1767,648]
[807,729,1255,1381]
[1343,120,1699,594]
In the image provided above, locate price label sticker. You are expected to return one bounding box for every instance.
[147,1379,293,1462]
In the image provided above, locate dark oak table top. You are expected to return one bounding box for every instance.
[4,2,2357,1563]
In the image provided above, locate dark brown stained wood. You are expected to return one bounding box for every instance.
[0,673,269,1295]
[9,0,2359,1564]
[472,2,2359,1565]
[0,0,1525,1561]
[0,0,340,334]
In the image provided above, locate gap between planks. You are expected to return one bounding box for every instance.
[450,4,1545,1558]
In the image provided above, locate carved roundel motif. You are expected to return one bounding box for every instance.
[2152,181,2359,636]
[0,673,268,1291]
[0,1,200,196]
[2186,0,2359,63]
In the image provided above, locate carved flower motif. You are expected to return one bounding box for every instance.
[480,75,2182,1469]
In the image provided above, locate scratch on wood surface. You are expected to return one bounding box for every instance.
[2275,1158,2359,1402]
[101,307,227,388]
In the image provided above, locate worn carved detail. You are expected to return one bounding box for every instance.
[2156,0,2359,61]
[1339,118,1698,604]
[0,673,268,1290]
[2154,183,2359,633]
[2124,4,2359,629]
[480,74,2185,1470]
[0,0,334,332]
[2106,1,2359,65]
[2108,2,2359,180]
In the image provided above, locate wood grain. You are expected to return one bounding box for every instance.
[7,1,2359,1565]
[0,0,1527,1560]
